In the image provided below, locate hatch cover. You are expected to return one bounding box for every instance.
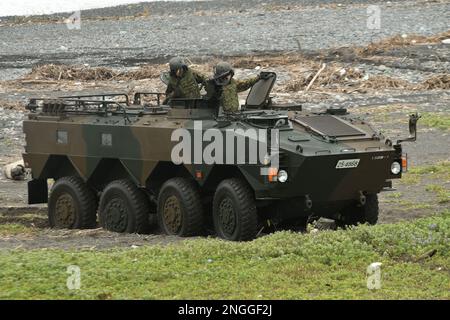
[295,115,366,137]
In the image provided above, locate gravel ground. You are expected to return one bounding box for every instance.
[0,0,449,80]
[0,0,432,21]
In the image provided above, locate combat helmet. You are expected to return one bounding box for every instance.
[169,57,188,76]
[213,61,235,85]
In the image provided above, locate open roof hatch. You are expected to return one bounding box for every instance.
[244,72,302,110]
[244,72,277,109]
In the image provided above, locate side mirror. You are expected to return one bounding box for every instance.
[409,113,420,136]
[160,72,170,85]
[397,113,421,144]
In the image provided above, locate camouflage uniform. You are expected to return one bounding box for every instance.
[165,69,207,100]
[206,76,260,112]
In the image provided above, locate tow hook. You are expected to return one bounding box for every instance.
[359,191,366,206]
[305,195,313,209]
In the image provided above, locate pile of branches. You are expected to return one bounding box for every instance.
[419,74,450,90]
[28,64,118,80]
[357,30,450,56]
[359,75,410,89]
[26,64,165,81]
[283,62,364,92]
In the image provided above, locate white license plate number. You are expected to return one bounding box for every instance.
[336,159,360,169]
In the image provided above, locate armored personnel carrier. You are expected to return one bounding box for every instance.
[22,73,419,241]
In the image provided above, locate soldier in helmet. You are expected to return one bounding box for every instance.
[164,57,207,103]
[205,61,267,113]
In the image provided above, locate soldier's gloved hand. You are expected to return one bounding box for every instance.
[259,72,274,80]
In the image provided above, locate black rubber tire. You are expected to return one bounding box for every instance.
[338,194,379,227]
[157,178,203,236]
[48,176,97,229]
[99,179,150,234]
[213,178,258,241]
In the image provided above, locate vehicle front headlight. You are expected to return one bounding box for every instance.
[391,161,401,175]
[278,170,288,183]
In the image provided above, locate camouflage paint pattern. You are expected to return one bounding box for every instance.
[23,106,402,207]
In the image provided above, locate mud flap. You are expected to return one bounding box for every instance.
[28,179,48,204]
[381,180,394,191]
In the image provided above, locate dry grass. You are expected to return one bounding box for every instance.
[26,64,166,81]
[419,74,450,90]
[27,64,118,81]
[357,30,450,56]
[239,52,450,92]
[360,75,411,90]
[284,71,449,92]
[230,55,360,92]
[284,62,364,91]
[24,59,450,93]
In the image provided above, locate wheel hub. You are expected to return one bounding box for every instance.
[163,195,182,234]
[54,193,76,228]
[104,198,128,232]
[218,198,236,237]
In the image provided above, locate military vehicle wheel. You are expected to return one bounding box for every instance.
[99,180,150,233]
[157,178,203,236]
[213,178,258,241]
[48,176,97,229]
[337,194,379,227]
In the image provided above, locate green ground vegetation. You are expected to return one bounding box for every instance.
[0,211,448,299]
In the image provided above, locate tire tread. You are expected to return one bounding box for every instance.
[214,178,257,241]
[99,179,150,233]
[157,177,203,236]
[49,176,97,229]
